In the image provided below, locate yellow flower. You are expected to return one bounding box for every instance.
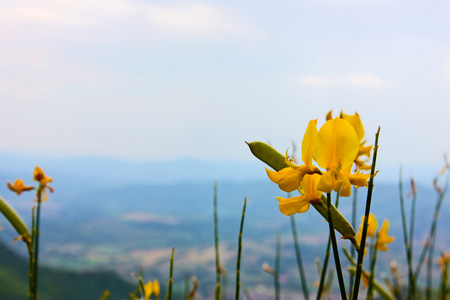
[7,179,34,195]
[376,219,395,251]
[356,213,378,244]
[33,166,53,186]
[341,111,373,170]
[314,118,359,196]
[144,279,160,299]
[315,118,359,170]
[437,252,450,271]
[276,173,322,215]
[266,119,320,192]
[33,166,54,202]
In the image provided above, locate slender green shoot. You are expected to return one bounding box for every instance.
[326,192,347,300]
[399,168,415,299]
[348,187,358,296]
[31,185,44,300]
[235,198,247,300]
[367,236,380,300]
[275,231,281,300]
[316,191,340,300]
[352,126,380,300]
[426,233,436,300]
[316,237,331,300]
[166,247,175,300]
[343,247,394,300]
[415,168,449,279]
[213,182,221,300]
[290,214,309,300]
[438,251,449,300]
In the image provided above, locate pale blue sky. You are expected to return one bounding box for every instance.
[0,0,449,168]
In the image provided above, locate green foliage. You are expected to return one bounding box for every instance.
[0,240,134,300]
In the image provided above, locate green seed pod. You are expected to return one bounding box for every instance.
[0,196,31,243]
[246,141,356,238]
[246,141,289,171]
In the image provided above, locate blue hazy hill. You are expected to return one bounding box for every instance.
[0,152,448,298]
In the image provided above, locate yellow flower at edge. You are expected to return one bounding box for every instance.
[7,179,34,195]
[144,279,160,300]
[276,173,322,216]
[376,219,395,251]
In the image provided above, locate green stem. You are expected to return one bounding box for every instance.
[213,182,221,300]
[235,198,247,300]
[343,247,394,300]
[399,168,415,299]
[29,207,36,300]
[290,214,310,300]
[426,232,436,300]
[274,231,281,300]
[348,187,358,296]
[32,187,44,300]
[367,238,379,300]
[316,193,340,300]
[415,170,449,280]
[326,192,347,300]
[409,179,417,262]
[316,237,332,300]
[439,252,449,300]
[166,248,175,300]
[352,126,380,300]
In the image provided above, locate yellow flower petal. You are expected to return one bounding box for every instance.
[339,174,352,197]
[7,179,34,195]
[153,279,160,297]
[315,118,359,170]
[266,167,304,193]
[317,170,342,194]
[377,219,395,251]
[341,112,365,142]
[301,173,322,201]
[276,196,311,215]
[348,172,370,188]
[301,119,318,169]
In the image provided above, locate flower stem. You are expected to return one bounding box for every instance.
[166,247,175,300]
[274,231,281,300]
[316,237,331,300]
[31,186,44,300]
[316,193,340,300]
[214,182,221,300]
[414,170,449,279]
[326,192,347,300]
[348,187,358,296]
[235,198,247,300]
[290,214,310,300]
[367,237,379,300]
[399,168,416,299]
[352,126,380,300]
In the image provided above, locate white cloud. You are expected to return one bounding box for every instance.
[298,72,388,88]
[143,3,259,39]
[0,1,261,43]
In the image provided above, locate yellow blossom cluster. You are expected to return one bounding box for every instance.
[266,111,373,216]
[7,166,53,202]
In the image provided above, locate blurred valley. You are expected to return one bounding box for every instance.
[0,153,448,299]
